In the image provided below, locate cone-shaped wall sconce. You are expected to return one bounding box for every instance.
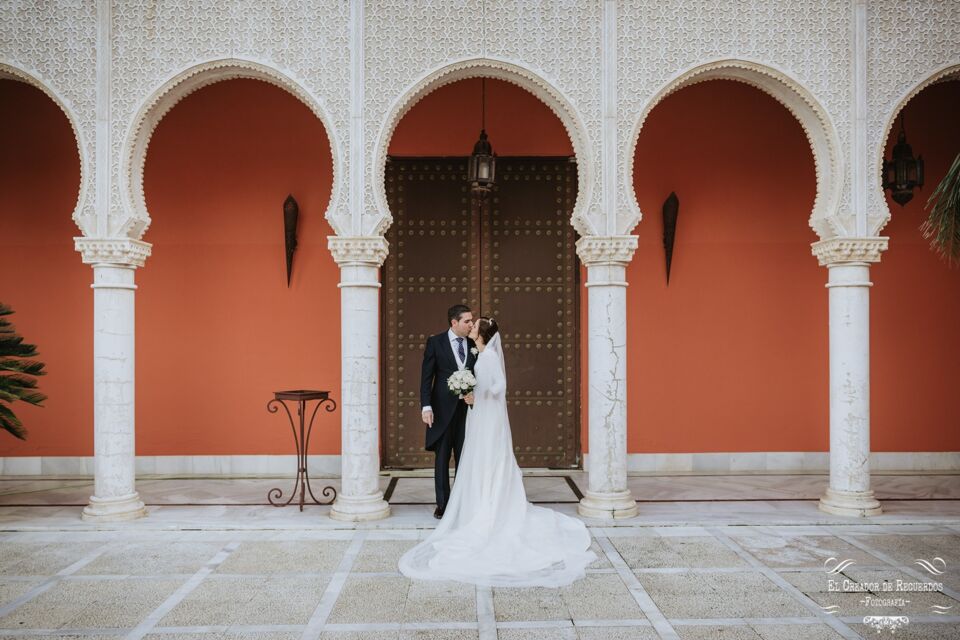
[662,192,679,284]
[283,194,299,287]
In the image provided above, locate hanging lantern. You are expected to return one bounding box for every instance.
[468,79,496,196]
[468,130,496,195]
[882,114,924,206]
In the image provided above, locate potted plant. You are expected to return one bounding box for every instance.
[0,303,46,439]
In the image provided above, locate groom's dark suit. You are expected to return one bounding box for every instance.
[420,330,477,510]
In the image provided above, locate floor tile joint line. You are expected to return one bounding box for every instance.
[705,526,864,640]
[123,539,240,640]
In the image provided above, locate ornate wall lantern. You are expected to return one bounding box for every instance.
[883,114,924,206]
[468,78,496,197]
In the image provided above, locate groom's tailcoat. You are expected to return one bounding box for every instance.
[420,331,476,451]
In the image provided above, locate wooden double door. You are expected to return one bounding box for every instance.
[382,156,580,469]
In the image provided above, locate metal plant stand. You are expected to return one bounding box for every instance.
[266,390,337,511]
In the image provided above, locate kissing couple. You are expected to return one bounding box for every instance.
[398,304,596,588]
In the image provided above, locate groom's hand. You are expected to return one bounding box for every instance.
[422,409,434,426]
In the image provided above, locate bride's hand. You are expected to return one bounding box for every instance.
[464,392,475,405]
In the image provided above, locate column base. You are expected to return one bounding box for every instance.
[329,491,391,522]
[81,492,147,522]
[578,490,638,519]
[819,487,883,517]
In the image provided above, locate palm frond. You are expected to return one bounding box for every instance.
[1,373,39,390]
[0,403,26,440]
[0,359,46,376]
[0,304,45,439]
[15,391,46,407]
[922,152,960,268]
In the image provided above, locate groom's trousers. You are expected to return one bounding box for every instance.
[434,403,467,510]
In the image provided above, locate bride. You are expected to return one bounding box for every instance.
[398,317,596,588]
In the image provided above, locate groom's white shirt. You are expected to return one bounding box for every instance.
[422,329,468,414]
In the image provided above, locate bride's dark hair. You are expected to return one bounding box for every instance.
[477,316,499,345]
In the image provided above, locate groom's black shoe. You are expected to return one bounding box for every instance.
[433,506,444,519]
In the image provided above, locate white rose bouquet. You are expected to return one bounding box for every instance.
[447,370,477,408]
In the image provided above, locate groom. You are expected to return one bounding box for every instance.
[420,304,477,519]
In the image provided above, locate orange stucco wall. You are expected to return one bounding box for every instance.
[871,80,960,451]
[629,81,823,453]
[0,80,88,455]
[1,76,956,460]
[628,80,960,453]
[137,80,338,454]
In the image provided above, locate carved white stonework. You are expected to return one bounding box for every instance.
[82,262,146,521]
[818,260,883,517]
[371,57,597,237]
[71,235,152,521]
[75,237,152,268]
[575,235,638,519]
[328,235,389,266]
[811,235,889,516]
[623,59,845,240]
[365,0,603,237]
[576,235,638,266]
[618,1,854,240]
[121,59,346,240]
[811,236,889,267]
[0,0,97,236]
[5,0,959,519]
[867,1,960,236]
[328,235,390,521]
[110,0,350,239]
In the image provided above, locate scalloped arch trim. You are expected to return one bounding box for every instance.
[624,59,843,240]
[121,58,344,240]
[0,62,90,236]
[371,57,596,238]
[871,63,960,237]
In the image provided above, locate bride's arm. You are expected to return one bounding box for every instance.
[480,351,506,398]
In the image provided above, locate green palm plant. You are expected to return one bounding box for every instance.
[0,303,46,439]
[921,152,960,268]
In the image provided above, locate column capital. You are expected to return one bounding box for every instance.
[811,236,888,266]
[575,235,638,266]
[74,237,152,268]
[328,235,389,266]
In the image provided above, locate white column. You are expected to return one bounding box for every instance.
[576,236,638,519]
[74,237,151,521]
[328,236,391,521]
[812,237,887,517]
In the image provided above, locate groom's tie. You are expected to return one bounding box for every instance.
[456,337,465,365]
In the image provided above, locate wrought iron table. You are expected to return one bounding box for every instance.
[267,389,337,511]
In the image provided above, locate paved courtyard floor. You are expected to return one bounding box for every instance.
[0,473,958,640]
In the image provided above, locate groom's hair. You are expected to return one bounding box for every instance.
[448,304,471,326]
[477,317,499,344]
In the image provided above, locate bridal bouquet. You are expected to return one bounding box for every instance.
[447,370,477,406]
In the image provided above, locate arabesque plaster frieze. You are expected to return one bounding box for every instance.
[364,0,602,238]
[110,0,350,240]
[0,2,97,236]
[617,0,854,241]
[74,237,152,268]
[328,235,390,266]
[576,235,639,266]
[867,1,960,237]
[371,57,598,239]
[810,236,888,266]
[120,58,347,240]
[2,0,957,248]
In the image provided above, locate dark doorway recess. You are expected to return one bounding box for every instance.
[382,156,580,469]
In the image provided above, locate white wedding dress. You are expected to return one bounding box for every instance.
[398,333,596,588]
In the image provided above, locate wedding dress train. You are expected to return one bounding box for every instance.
[398,333,596,588]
